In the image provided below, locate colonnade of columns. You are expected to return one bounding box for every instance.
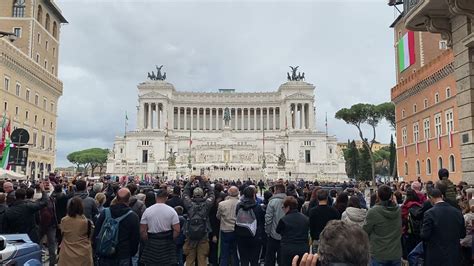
[139,102,313,131]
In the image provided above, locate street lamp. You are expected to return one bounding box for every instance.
[0,31,17,42]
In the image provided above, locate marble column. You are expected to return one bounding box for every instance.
[302,103,306,129]
[147,103,152,130]
[266,108,270,130]
[177,107,181,130]
[272,108,276,130]
[197,107,200,130]
[247,108,251,131]
[203,108,207,131]
[191,108,194,130]
[241,108,244,130]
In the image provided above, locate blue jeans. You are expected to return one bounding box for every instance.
[371,258,401,266]
[220,231,239,266]
[177,244,184,266]
[98,257,131,266]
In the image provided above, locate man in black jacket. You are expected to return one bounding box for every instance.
[309,189,340,253]
[94,188,140,266]
[4,182,48,243]
[420,188,465,266]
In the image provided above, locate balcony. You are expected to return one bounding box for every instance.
[404,0,451,32]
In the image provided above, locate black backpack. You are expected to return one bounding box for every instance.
[186,201,208,241]
[407,205,422,237]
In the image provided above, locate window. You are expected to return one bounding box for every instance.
[25,110,28,120]
[438,156,443,170]
[3,102,7,111]
[413,104,417,113]
[305,150,311,163]
[142,150,148,163]
[4,77,10,91]
[34,115,37,124]
[45,41,48,51]
[41,135,45,149]
[13,0,25,17]
[402,127,407,145]
[446,109,454,134]
[52,22,58,38]
[51,65,55,75]
[141,140,150,146]
[413,122,419,143]
[50,122,53,129]
[435,113,442,137]
[37,33,40,44]
[401,109,405,118]
[37,5,43,22]
[50,102,54,112]
[15,83,20,96]
[424,98,428,108]
[435,93,439,103]
[416,160,420,175]
[15,106,19,116]
[304,141,312,146]
[439,40,448,50]
[36,54,40,63]
[45,13,50,31]
[426,159,432,175]
[449,155,455,172]
[33,132,37,147]
[423,118,430,139]
[26,89,30,101]
[52,47,56,57]
[34,94,39,105]
[404,162,408,175]
[44,60,47,69]
[48,137,52,150]
[43,98,47,109]
[446,87,451,98]
[42,118,45,127]
[120,148,123,154]
[13,27,22,38]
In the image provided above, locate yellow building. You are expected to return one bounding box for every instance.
[338,140,389,153]
[0,0,67,179]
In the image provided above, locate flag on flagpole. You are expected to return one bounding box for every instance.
[416,141,419,155]
[403,144,407,157]
[449,130,453,148]
[398,31,416,72]
[0,118,11,155]
[426,138,430,153]
[437,134,441,150]
[0,135,11,169]
[189,128,192,147]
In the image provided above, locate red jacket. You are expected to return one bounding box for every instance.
[401,201,422,234]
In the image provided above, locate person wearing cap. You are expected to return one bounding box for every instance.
[182,175,215,266]
[140,189,180,265]
[216,186,240,266]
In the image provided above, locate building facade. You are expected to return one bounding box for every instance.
[107,76,346,181]
[0,0,67,179]
[390,12,461,183]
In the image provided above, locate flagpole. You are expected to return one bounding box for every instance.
[325,112,328,136]
[124,111,128,138]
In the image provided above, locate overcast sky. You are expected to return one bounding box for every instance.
[55,0,399,167]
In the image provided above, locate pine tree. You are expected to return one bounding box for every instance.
[389,134,397,179]
[358,144,372,181]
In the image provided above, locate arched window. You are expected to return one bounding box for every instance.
[37,5,43,23]
[52,22,58,38]
[449,155,455,172]
[438,156,443,170]
[13,0,25,17]
[426,159,432,175]
[404,162,408,176]
[416,160,420,175]
[45,13,50,31]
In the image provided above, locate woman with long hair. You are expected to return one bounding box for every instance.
[58,197,93,266]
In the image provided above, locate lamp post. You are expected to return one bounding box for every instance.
[0,31,17,42]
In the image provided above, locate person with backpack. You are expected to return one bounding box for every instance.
[69,180,99,222]
[94,188,139,265]
[264,183,286,266]
[235,186,265,266]
[182,175,215,266]
[175,206,186,266]
[401,188,422,260]
[140,188,181,265]
[58,197,93,266]
[438,168,457,205]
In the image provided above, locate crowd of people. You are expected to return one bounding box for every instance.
[0,168,472,266]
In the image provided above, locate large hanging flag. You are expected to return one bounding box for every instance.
[0,120,11,169]
[0,118,11,155]
[398,31,416,72]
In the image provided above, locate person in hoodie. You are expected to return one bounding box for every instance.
[363,184,402,266]
[309,189,340,253]
[69,180,98,222]
[94,188,140,265]
[264,183,286,266]
[126,183,146,219]
[235,186,265,266]
[341,196,367,227]
[276,196,309,266]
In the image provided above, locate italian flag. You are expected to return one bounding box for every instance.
[0,138,11,169]
[398,31,416,72]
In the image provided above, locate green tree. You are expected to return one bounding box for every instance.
[389,134,397,179]
[358,145,372,181]
[343,140,360,179]
[66,148,108,175]
[335,102,394,185]
[373,146,390,176]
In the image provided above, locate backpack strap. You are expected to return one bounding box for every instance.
[115,210,133,223]
[104,208,111,220]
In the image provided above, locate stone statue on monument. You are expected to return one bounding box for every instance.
[277,148,286,167]
[147,65,167,81]
[287,66,306,81]
[223,107,231,126]
[168,148,177,167]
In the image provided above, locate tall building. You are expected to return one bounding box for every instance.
[390,11,461,183]
[107,69,346,181]
[0,0,67,179]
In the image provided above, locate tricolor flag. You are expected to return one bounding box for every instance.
[426,138,430,153]
[403,144,407,157]
[415,141,419,155]
[449,130,454,148]
[398,31,416,72]
[437,134,442,150]
[189,129,192,147]
[0,136,11,169]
